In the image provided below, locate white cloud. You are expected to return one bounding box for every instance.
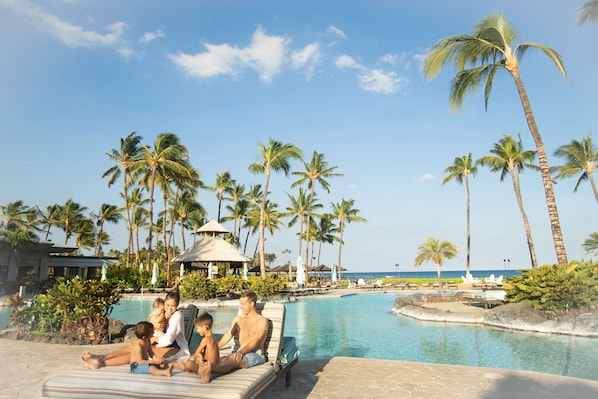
[290,43,320,80]
[420,174,436,181]
[1,0,127,47]
[379,53,398,65]
[334,54,363,69]
[116,46,135,59]
[169,27,290,83]
[139,29,165,44]
[327,25,346,40]
[358,69,405,95]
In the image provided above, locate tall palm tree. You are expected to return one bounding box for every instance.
[124,187,149,267]
[74,218,96,254]
[173,190,203,251]
[285,187,321,262]
[206,171,233,222]
[103,132,143,267]
[0,228,39,269]
[187,207,207,244]
[551,133,598,205]
[91,204,122,256]
[478,134,540,268]
[292,151,342,271]
[222,197,249,247]
[132,133,192,267]
[423,13,568,265]
[248,138,302,277]
[582,232,598,255]
[442,153,477,281]
[57,199,88,245]
[578,0,598,25]
[314,214,338,268]
[414,237,460,288]
[331,198,366,281]
[241,184,263,254]
[36,204,61,241]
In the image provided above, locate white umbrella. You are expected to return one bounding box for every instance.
[331,264,337,284]
[296,256,306,287]
[179,263,185,281]
[139,262,144,273]
[101,262,108,281]
[208,261,213,280]
[151,262,159,286]
[242,262,248,280]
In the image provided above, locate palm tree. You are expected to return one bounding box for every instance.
[206,171,233,222]
[132,133,192,267]
[0,228,39,270]
[423,13,568,265]
[578,0,598,25]
[241,184,263,254]
[442,153,477,281]
[222,197,249,247]
[103,132,143,267]
[74,218,96,254]
[331,198,366,281]
[91,204,122,256]
[292,151,342,271]
[314,214,338,268]
[173,190,203,250]
[414,237,459,288]
[248,138,302,277]
[551,133,598,205]
[582,232,598,255]
[1,200,36,231]
[36,204,61,241]
[478,134,540,268]
[285,187,321,262]
[125,187,149,267]
[57,199,88,245]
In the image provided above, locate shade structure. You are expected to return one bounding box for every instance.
[172,238,250,263]
[271,264,297,273]
[151,262,159,286]
[331,264,337,283]
[101,262,108,281]
[296,256,306,286]
[196,219,229,236]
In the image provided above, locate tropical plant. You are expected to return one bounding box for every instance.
[423,13,568,265]
[331,198,366,281]
[414,237,459,288]
[248,274,286,298]
[179,272,217,300]
[205,171,233,223]
[103,132,143,267]
[477,134,540,268]
[248,138,302,278]
[582,232,598,255]
[314,214,337,267]
[285,187,320,261]
[505,260,598,312]
[57,199,88,246]
[91,204,122,256]
[551,133,598,205]
[442,153,477,281]
[36,204,61,241]
[1,200,37,231]
[292,151,342,276]
[578,0,598,25]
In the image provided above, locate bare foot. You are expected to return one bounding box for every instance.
[172,360,185,371]
[166,363,174,377]
[80,354,103,369]
[198,361,211,384]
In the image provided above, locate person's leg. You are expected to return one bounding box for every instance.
[198,354,244,383]
[152,347,179,359]
[103,353,131,367]
[150,364,173,377]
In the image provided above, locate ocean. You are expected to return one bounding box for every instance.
[339,269,521,282]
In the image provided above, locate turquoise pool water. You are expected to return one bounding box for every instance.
[2,293,597,380]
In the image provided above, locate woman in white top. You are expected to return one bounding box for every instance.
[81,290,189,368]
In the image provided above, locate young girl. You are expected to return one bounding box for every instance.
[148,297,167,336]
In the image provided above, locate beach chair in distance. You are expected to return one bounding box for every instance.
[42,302,298,399]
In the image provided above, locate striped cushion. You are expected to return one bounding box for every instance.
[42,302,286,399]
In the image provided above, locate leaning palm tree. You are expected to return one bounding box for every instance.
[314,214,338,268]
[578,0,598,25]
[36,204,61,241]
[248,138,302,278]
[551,133,598,206]
[331,198,366,282]
[0,200,36,231]
[423,13,568,265]
[442,153,477,282]
[292,151,342,271]
[478,134,540,268]
[285,187,322,263]
[414,237,459,288]
[582,232,598,255]
[205,171,233,222]
[103,132,143,267]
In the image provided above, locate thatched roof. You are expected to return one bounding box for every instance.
[197,219,229,234]
[173,237,249,263]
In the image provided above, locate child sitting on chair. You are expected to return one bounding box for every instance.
[174,312,219,373]
[129,321,174,377]
[148,297,167,336]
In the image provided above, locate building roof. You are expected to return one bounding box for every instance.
[173,237,250,263]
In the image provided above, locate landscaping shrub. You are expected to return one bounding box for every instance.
[214,274,249,295]
[248,274,286,298]
[505,260,598,311]
[179,272,217,300]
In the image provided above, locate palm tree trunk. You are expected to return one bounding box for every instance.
[147,170,157,266]
[304,185,316,271]
[511,167,538,268]
[510,69,568,264]
[590,174,598,205]
[465,176,471,281]
[258,172,270,278]
[336,222,345,282]
[123,171,132,268]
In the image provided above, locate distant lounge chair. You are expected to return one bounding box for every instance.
[42,302,299,399]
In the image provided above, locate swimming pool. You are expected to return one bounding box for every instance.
[3,293,597,380]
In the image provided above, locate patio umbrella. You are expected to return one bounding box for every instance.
[242,262,248,280]
[151,262,159,286]
[296,256,306,287]
[208,262,213,280]
[101,262,108,281]
[331,264,337,283]
[179,263,185,280]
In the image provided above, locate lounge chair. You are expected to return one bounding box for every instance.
[41,302,298,399]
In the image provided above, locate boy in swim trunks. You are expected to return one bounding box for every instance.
[129,321,174,377]
[174,312,219,373]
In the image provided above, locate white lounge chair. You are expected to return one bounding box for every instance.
[42,302,298,399]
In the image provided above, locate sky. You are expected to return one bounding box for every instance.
[1,0,596,274]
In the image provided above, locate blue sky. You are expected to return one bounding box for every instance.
[1,0,596,274]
